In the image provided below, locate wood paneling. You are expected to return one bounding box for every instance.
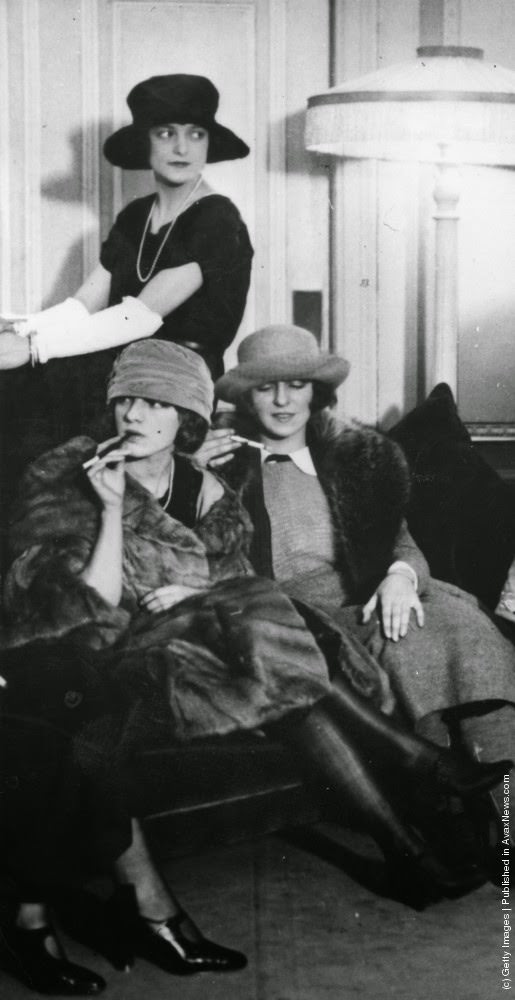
[21,0,42,309]
[0,0,11,311]
[80,0,101,277]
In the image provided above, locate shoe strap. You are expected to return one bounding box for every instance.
[14,924,61,946]
[10,923,66,962]
[141,914,177,929]
[142,910,203,945]
[14,924,53,936]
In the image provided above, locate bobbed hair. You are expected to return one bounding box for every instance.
[310,382,338,414]
[174,407,209,454]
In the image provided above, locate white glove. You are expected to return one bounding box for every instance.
[25,297,163,363]
[13,297,89,336]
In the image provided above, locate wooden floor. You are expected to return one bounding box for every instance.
[0,824,501,1000]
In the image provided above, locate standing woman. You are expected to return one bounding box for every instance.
[0,74,252,470]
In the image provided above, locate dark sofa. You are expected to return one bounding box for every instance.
[389,382,515,611]
[2,384,514,859]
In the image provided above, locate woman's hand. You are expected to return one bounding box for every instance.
[193,427,242,469]
[140,584,201,614]
[362,572,424,642]
[85,446,127,510]
[0,332,30,368]
[80,442,126,605]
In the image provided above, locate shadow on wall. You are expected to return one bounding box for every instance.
[272,108,334,178]
[41,120,119,206]
[40,124,113,306]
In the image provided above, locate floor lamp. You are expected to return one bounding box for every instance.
[305,46,515,397]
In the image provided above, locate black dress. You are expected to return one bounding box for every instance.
[101,193,253,380]
[160,453,203,527]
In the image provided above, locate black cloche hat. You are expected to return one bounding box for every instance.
[103,74,250,169]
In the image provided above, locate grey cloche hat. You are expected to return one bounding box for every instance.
[107,339,214,422]
[215,325,350,403]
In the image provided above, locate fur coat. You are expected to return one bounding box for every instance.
[0,435,336,887]
[1,436,332,742]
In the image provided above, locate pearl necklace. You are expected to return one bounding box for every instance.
[157,458,175,510]
[136,175,203,283]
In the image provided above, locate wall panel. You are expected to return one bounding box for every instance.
[0,0,11,311]
[285,0,330,345]
[21,0,42,309]
[80,0,101,277]
[4,0,41,312]
[39,0,86,304]
[454,0,515,427]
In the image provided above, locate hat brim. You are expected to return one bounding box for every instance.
[215,355,350,404]
[103,121,249,170]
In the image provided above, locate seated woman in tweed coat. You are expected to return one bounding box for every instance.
[201,325,515,835]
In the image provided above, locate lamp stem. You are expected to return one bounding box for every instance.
[432,153,460,394]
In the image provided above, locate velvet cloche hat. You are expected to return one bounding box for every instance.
[104,74,250,169]
[215,325,350,403]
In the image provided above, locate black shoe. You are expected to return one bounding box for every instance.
[135,910,247,975]
[0,924,106,996]
[430,751,513,798]
[415,847,487,894]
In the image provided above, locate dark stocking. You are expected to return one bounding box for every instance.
[327,673,431,771]
[325,673,511,798]
[279,701,425,861]
[276,702,486,896]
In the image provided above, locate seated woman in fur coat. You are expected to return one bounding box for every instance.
[0,341,266,994]
[0,338,508,996]
[200,324,515,840]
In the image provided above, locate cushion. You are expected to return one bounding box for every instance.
[389,383,515,609]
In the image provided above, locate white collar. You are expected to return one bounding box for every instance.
[261,445,317,477]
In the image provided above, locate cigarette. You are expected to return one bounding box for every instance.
[82,455,100,470]
[231,435,267,451]
[82,436,126,470]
